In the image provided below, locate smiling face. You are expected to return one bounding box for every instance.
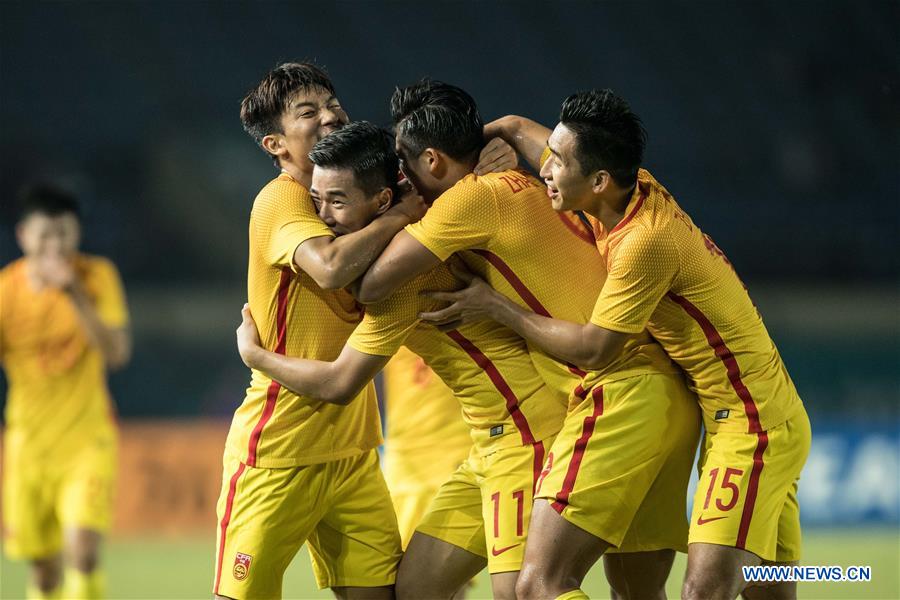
[310,166,391,236]
[265,86,349,173]
[539,123,598,213]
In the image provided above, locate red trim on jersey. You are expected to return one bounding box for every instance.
[532,440,546,495]
[551,386,604,513]
[558,212,595,245]
[446,329,536,445]
[246,267,292,466]
[666,291,763,434]
[609,189,646,235]
[214,461,247,595]
[736,431,769,549]
[470,249,586,378]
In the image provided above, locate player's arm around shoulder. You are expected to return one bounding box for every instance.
[235,304,388,405]
[484,115,552,173]
[293,187,427,291]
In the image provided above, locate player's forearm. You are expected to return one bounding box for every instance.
[488,294,609,370]
[67,286,131,370]
[485,115,551,173]
[247,349,357,405]
[312,212,412,290]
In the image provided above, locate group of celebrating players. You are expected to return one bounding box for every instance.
[214,62,811,600]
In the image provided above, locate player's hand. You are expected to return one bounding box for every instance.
[36,254,77,291]
[419,261,499,331]
[236,303,263,368]
[388,187,427,223]
[474,137,518,175]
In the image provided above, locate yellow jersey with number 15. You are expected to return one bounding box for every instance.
[588,169,803,433]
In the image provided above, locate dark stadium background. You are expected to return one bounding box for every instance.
[1,1,897,598]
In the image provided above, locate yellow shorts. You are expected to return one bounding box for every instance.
[689,407,811,562]
[535,373,701,553]
[2,434,117,560]
[213,449,401,599]
[383,443,470,549]
[416,438,553,574]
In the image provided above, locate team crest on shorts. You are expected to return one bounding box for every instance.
[233,552,252,580]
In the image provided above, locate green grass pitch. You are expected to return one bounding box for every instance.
[1,529,897,599]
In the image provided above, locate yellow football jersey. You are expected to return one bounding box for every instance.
[588,169,803,433]
[382,346,470,461]
[348,264,566,456]
[0,255,127,457]
[404,169,677,399]
[224,173,381,468]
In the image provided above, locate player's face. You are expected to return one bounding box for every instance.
[395,138,439,203]
[276,87,349,170]
[540,124,595,212]
[311,166,389,236]
[16,212,81,259]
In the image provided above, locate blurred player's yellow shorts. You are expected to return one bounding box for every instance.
[416,437,554,574]
[214,449,401,599]
[383,442,470,549]
[2,430,117,560]
[535,373,700,553]
[688,406,811,562]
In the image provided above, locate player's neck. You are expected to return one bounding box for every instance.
[437,159,478,194]
[280,163,312,189]
[590,185,635,232]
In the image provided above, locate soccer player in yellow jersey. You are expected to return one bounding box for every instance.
[356,80,701,599]
[432,91,811,600]
[216,63,431,600]
[382,347,471,549]
[236,120,568,599]
[1,185,131,600]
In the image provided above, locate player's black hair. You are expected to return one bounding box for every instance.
[240,62,336,167]
[309,121,400,199]
[390,79,484,161]
[17,184,80,222]
[559,89,647,188]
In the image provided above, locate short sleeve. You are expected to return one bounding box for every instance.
[254,178,334,271]
[404,177,500,261]
[590,227,678,333]
[90,258,129,328]
[348,267,458,356]
[348,277,427,356]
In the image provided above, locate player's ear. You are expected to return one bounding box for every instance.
[591,170,610,194]
[423,148,443,177]
[375,187,393,215]
[261,134,287,161]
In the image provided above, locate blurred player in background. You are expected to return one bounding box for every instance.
[357,80,700,599]
[381,347,470,550]
[434,91,811,600]
[236,120,567,599]
[0,185,131,600]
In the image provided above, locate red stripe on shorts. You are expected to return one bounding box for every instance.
[736,431,769,549]
[666,291,763,434]
[246,267,292,466]
[551,386,604,513]
[214,461,247,595]
[532,440,546,495]
[446,329,536,445]
[470,249,586,378]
